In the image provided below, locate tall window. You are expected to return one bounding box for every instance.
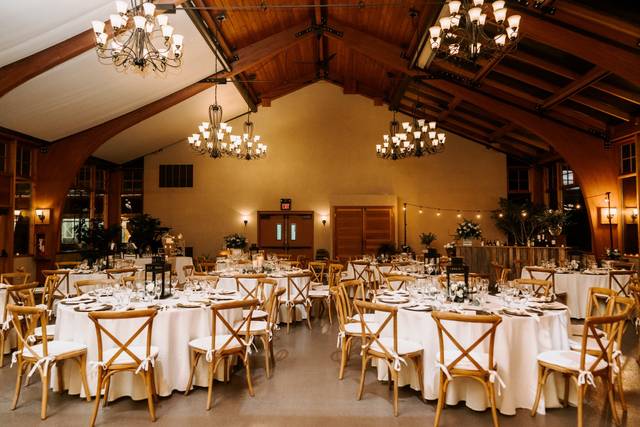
[508,167,529,193]
[16,145,31,178]
[561,168,574,186]
[0,142,6,173]
[621,142,636,174]
[122,158,144,215]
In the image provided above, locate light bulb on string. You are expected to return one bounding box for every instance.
[436,210,441,217]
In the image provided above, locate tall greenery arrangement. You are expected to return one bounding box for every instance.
[419,232,437,247]
[75,218,122,266]
[126,214,169,254]
[491,198,571,245]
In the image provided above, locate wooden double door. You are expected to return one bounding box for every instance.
[333,206,395,258]
[257,211,314,259]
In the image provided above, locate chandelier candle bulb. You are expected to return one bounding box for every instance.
[492,0,505,11]
[449,1,462,14]
[494,7,507,23]
[133,16,145,29]
[507,14,521,29]
[142,2,156,17]
[156,14,168,27]
[92,20,105,34]
[469,7,482,22]
[115,0,127,14]
[439,16,451,30]
[162,25,174,39]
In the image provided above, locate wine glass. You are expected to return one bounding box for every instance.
[154,282,162,301]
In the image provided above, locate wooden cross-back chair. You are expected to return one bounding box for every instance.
[1,282,40,366]
[42,269,70,298]
[610,261,636,271]
[200,262,217,273]
[630,283,640,365]
[55,261,81,270]
[490,262,510,284]
[182,264,195,279]
[88,308,158,426]
[235,274,267,302]
[332,282,378,380]
[41,274,66,310]
[327,263,344,288]
[1,272,30,286]
[9,304,90,420]
[383,274,415,291]
[275,253,291,260]
[569,287,615,339]
[74,279,114,296]
[608,269,635,297]
[308,261,326,285]
[105,268,137,283]
[531,302,634,427]
[431,311,503,427]
[283,272,313,333]
[239,288,285,379]
[513,278,553,297]
[185,299,258,410]
[349,260,372,283]
[525,267,556,295]
[353,299,423,416]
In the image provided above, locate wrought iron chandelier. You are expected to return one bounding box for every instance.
[187,83,236,159]
[229,112,268,160]
[376,111,446,160]
[91,1,184,72]
[428,0,521,61]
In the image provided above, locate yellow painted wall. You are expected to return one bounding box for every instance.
[144,82,507,257]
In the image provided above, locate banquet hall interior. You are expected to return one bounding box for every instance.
[0,0,639,426]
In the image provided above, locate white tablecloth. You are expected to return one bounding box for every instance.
[521,267,631,319]
[54,300,241,400]
[375,297,570,415]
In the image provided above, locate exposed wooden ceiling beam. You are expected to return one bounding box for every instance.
[540,66,610,110]
[223,21,314,77]
[327,20,420,77]
[0,0,186,98]
[489,123,516,141]
[437,96,461,121]
[536,1,640,49]
[517,9,640,85]
[472,52,506,85]
[389,76,412,110]
[609,116,640,142]
[432,59,608,131]
[503,132,551,151]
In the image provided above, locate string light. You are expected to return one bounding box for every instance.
[400,202,500,218]
[419,208,423,214]
[456,211,462,218]
[436,210,441,217]
[475,211,481,219]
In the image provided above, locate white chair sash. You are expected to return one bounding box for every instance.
[577,369,596,387]
[488,369,507,395]
[134,355,156,375]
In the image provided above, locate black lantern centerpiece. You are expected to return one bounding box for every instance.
[145,255,172,299]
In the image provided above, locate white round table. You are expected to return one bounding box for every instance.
[374,296,571,415]
[54,298,242,401]
[522,267,631,318]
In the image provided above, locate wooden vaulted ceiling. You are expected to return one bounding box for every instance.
[0,0,638,164]
[191,0,640,161]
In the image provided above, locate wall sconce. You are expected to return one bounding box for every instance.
[320,215,328,227]
[600,207,618,225]
[35,208,51,225]
[629,208,638,223]
[14,209,21,217]
[242,215,249,228]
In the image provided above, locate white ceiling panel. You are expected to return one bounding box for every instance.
[0,10,218,141]
[0,0,114,67]
[93,84,248,164]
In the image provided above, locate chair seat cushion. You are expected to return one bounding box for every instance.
[103,345,159,365]
[311,281,324,288]
[568,337,614,353]
[238,321,269,335]
[189,334,243,352]
[22,340,86,358]
[537,350,608,372]
[243,309,268,319]
[436,350,494,371]
[569,324,604,337]
[350,313,377,324]
[309,289,330,298]
[34,325,56,338]
[370,337,422,356]
[344,321,379,335]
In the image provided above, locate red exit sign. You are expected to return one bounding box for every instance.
[280,198,291,210]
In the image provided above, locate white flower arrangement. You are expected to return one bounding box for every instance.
[449,281,468,302]
[456,219,482,239]
[224,233,247,249]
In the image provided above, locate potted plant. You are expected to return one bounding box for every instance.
[456,219,482,246]
[75,218,122,267]
[224,233,247,257]
[126,214,169,255]
[419,232,437,249]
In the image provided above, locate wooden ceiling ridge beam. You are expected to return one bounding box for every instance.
[516,8,640,85]
[539,66,610,110]
[0,0,187,98]
[389,76,413,110]
[223,21,314,78]
[609,115,640,142]
[489,122,516,141]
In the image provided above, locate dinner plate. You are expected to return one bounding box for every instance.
[176,302,205,309]
[74,304,112,312]
[403,304,432,312]
[377,297,410,304]
[61,298,96,305]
